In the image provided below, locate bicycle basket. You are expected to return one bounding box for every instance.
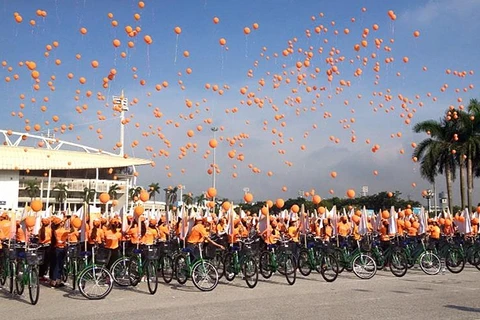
[95,247,111,265]
[280,241,295,255]
[158,241,175,254]
[360,240,372,252]
[26,250,44,265]
[67,245,80,258]
[144,246,160,260]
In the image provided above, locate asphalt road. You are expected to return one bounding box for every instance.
[1,266,480,320]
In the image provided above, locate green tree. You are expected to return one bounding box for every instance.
[413,116,457,213]
[128,186,143,202]
[194,193,206,207]
[182,192,194,206]
[53,183,68,211]
[82,187,96,205]
[108,183,121,200]
[148,183,161,202]
[25,180,40,202]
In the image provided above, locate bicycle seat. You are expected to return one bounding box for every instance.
[307,243,315,249]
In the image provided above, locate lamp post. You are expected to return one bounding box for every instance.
[422,189,434,215]
[179,185,185,206]
[113,90,129,157]
[211,127,219,211]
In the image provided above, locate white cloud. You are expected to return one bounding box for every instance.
[401,0,480,26]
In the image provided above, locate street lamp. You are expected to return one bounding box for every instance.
[211,127,219,212]
[422,189,434,214]
[178,185,185,206]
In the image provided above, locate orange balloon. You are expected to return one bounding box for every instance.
[30,199,43,212]
[219,38,227,46]
[312,195,321,205]
[174,26,182,34]
[243,27,251,35]
[209,139,218,148]
[346,189,355,199]
[134,205,144,217]
[222,201,231,211]
[291,204,299,213]
[244,193,253,203]
[275,198,284,208]
[139,190,149,202]
[71,218,82,229]
[266,200,273,209]
[80,27,87,35]
[25,216,36,228]
[330,171,337,178]
[207,187,217,198]
[99,192,110,204]
[381,210,390,219]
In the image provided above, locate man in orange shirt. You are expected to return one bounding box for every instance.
[104,218,122,269]
[0,213,11,241]
[158,216,170,242]
[38,218,52,281]
[187,217,224,260]
[337,216,350,243]
[142,219,159,245]
[52,218,69,288]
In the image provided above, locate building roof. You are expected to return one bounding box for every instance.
[0,146,153,170]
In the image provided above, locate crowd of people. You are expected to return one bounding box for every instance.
[0,205,476,288]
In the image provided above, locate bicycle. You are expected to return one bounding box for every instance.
[110,242,134,287]
[62,243,80,290]
[76,244,114,300]
[369,236,408,277]
[158,240,177,284]
[259,237,297,285]
[174,242,219,291]
[401,236,441,275]
[436,235,465,274]
[1,240,23,295]
[333,237,377,280]
[128,243,160,294]
[297,235,339,282]
[15,243,46,305]
[223,237,260,288]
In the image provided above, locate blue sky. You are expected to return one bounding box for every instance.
[0,0,479,205]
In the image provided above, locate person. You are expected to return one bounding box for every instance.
[104,218,122,269]
[321,218,333,242]
[187,216,224,260]
[88,218,105,250]
[337,216,350,244]
[262,219,281,245]
[158,216,170,242]
[38,217,52,281]
[142,219,159,245]
[52,217,69,288]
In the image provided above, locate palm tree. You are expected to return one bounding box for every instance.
[194,193,206,207]
[164,186,178,210]
[53,183,68,211]
[464,99,480,210]
[82,187,96,205]
[413,115,457,213]
[182,192,194,206]
[25,180,40,201]
[148,183,161,202]
[128,186,143,202]
[108,183,121,200]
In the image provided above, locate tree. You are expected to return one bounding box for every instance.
[182,192,194,206]
[82,187,96,205]
[25,180,40,202]
[194,193,206,207]
[164,186,178,210]
[53,183,68,211]
[128,186,143,202]
[148,183,161,202]
[108,183,121,200]
[413,116,457,213]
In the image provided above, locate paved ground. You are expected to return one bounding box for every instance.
[1,266,480,320]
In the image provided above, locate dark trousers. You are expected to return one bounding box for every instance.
[106,248,119,269]
[48,247,56,279]
[39,246,51,278]
[53,248,66,281]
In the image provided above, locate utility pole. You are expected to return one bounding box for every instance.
[113,90,129,157]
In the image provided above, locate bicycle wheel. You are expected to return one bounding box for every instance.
[223,252,236,282]
[419,251,441,275]
[389,249,408,278]
[242,256,258,289]
[71,260,78,290]
[333,248,345,273]
[284,255,296,285]
[9,261,15,294]
[352,254,377,280]
[259,251,272,279]
[174,255,188,285]
[110,257,131,287]
[77,266,113,300]
[0,260,7,286]
[160,255,173,284]
[191,260,218,292]
[297,250,311,276]
[445,248,465,274]
[212,251,224,280]
[146,260,158,295]
[128,258,141,287]
[28,266,40,305]
[16,262,25,295]
[319,253,339,283]
[61,258,69,283]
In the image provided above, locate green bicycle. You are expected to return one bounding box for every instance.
[259,238,297,285]
[128,244,160,294]
[333,238,377,280]
[297,235,339,282]
[174,243,219,291]
[401,237,441,275]
[223,237,259,288]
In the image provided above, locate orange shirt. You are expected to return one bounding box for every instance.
[380,225,390,241]
[472,224,478,235]
[216,223,226,235]
[187,224,209,244]
[38,226,52,244]
[158,225,169,241]
[338,222,350,237]
[407,227,418,237]
[88,227,104,245]
[142,227,158,245]
[264,228,281,245]
[288,226,299,242]
[54,227,69,248]
[127,226,140,244]
[68,228,80,243]
[353,224,361,241]
[0,220,11,240]
[104,229,122,249]
[16,227,26,243]
[429,225,441,239]
[324,225,333,240]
